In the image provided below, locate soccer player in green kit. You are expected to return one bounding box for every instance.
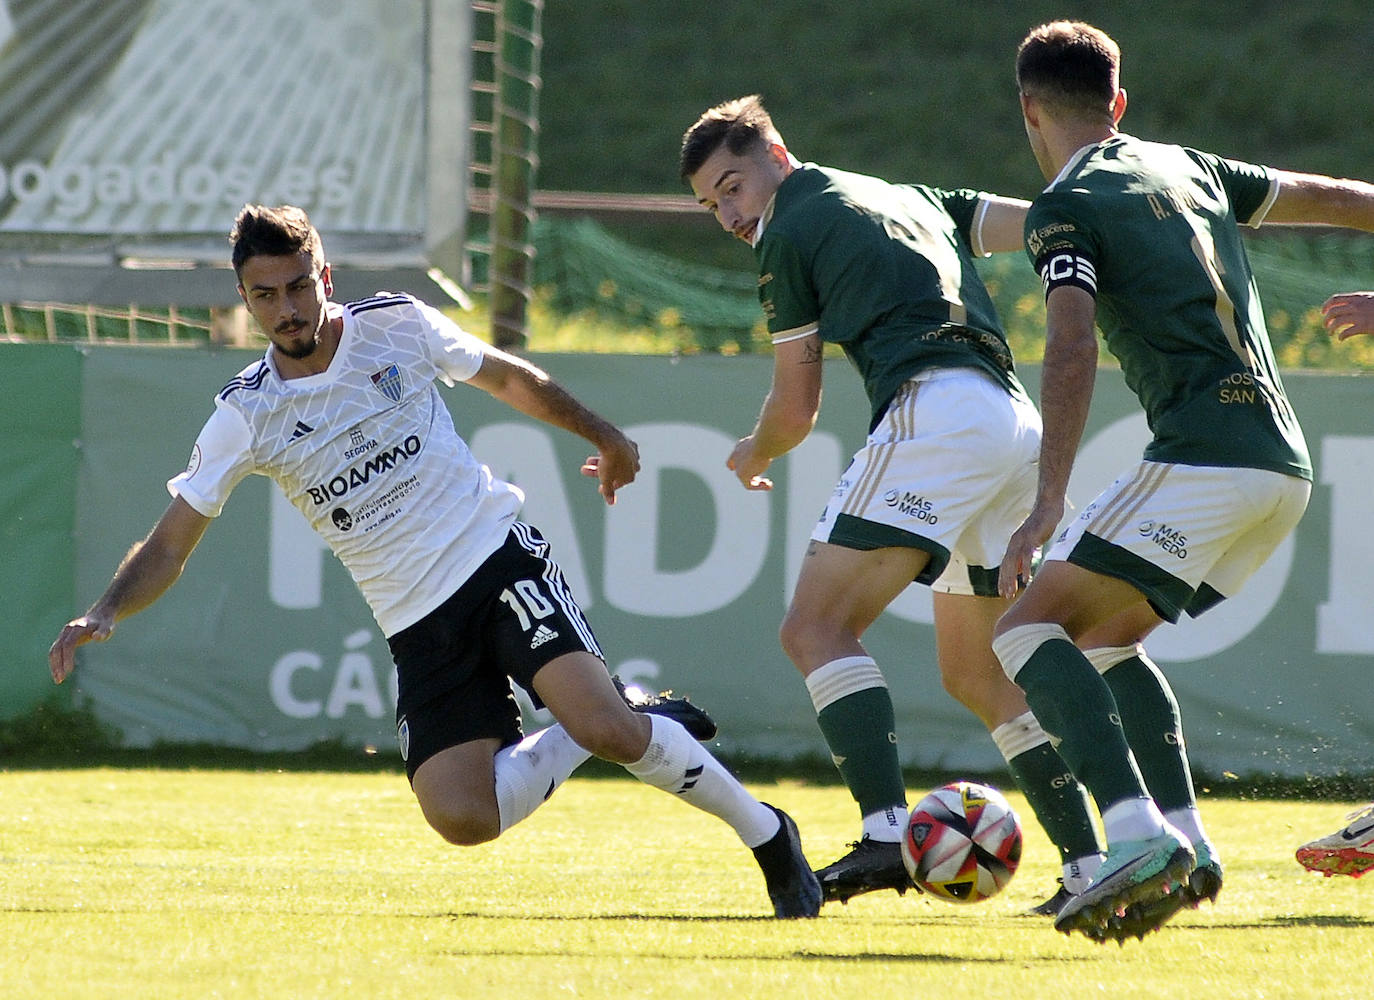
[679,95,1106,911]
[992,21,1374,942]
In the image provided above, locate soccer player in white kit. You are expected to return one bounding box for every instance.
[48,204,822,919]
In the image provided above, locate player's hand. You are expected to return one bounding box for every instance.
[581,434,640,506]
[726,436,773,491]
[1322,292,1374,341]
[48,614,114,685]
[997,500,1063,600]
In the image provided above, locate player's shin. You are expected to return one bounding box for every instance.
[1091,647,1196,813]
[993,625,1149,813]
[493,724,592,833]
[994,711,1104,871]
[623,714,779,847]
[806,656,908,836]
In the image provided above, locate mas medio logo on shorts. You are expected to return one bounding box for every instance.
[1137,520,1188,559]
[883,489,939,523]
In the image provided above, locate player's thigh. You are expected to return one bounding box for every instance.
[1077,600,1165,649]
[996,558,1147,640]
[788,539,929,636]
[530,650,648,764]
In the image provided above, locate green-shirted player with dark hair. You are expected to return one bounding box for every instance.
[679,94,1108,911]
[992,20,1374,943]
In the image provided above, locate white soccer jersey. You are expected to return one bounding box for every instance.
[168,293,523,636]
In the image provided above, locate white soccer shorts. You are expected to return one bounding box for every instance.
[1045,460,1311,621]
[811,368,1042,596]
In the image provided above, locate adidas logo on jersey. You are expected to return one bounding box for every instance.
[290,420,316,440]
[529,624,560,650]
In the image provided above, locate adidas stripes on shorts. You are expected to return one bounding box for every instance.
[387,521,604,780]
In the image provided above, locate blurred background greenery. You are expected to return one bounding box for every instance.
[9,3,1370,367]
[519,0,1374,365]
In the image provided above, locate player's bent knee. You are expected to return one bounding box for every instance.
[939,669,986,712]
[417,796,500,846]
[777,610,805,660]
[411,748,503,846]
[778,608,841,667]
[990,622,1072,683]
[938,669,1014,730]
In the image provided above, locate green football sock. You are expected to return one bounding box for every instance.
[1102,653,1196,813]
[1014,638,1148,811]
[814,686,907,817]
[1006,740,1103,862]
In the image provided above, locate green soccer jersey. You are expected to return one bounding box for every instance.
[756,163,1023,429]
[1025,134,1311,480]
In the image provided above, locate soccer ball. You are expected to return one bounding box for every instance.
[901,780,1022,903]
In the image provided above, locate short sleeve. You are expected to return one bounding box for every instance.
[1025,194,1102,299]
[934,187,987,256]
[1025,193,1099,271]
[166,404,255,517]
[1196,151,1278,228]
[757,233,821,343]
[414,299,488,385]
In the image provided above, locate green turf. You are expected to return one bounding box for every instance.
[1,769,1371,999]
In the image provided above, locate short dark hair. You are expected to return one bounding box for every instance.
[679,94,783,182]
[229,204,324,277]
[1016,21,1120,122]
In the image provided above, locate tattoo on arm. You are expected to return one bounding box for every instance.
[801,341,823,364]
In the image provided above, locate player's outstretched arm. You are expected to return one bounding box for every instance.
[49,497,211,684]
[977,196,1033,255]
[467,348,640,505]
[1265,171,1374,231]
[1323,292,1374,341]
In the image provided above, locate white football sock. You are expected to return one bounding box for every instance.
[1164,806,1215,856]
[623,715,779,848]
[493,725,592,833]
[861,805,908,843]
[1063,853,1104,893]
[1100,797,1168,843]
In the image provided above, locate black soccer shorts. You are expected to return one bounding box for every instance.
[386,521,604,781]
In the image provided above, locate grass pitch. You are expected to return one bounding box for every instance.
[1,768,1371,999]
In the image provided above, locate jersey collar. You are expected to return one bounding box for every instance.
[751,151,805,247]
[1047,134,1126,191]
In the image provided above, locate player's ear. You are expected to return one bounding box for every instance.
[321,263,333,296]
[1111,89,1127,125]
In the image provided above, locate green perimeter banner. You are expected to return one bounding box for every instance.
[1,343,81,719]
[12,342,1374,778]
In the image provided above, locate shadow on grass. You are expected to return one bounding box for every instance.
[437,945,1022,964]
[1267,913,1374,928]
